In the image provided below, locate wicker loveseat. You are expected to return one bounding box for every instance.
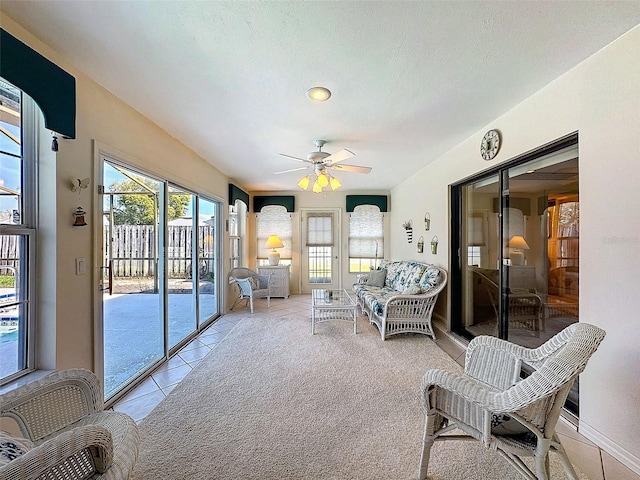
[353,260,447,341]
[0,369,139,480]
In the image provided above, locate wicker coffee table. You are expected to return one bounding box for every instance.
[311,288,357,334]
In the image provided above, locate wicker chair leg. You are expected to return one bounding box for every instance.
[418,415,436,480]
[249,297,254,313]
[534,439,551,480]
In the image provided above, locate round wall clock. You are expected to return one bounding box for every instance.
[480,129,501,161]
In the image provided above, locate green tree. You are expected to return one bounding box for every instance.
[110,179,190,225]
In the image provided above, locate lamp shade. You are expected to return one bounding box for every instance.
[265,235,284,266]
[507,235,530,250]
[265,235,284,250]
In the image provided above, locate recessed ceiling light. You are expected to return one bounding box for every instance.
[526,170,536,174]
[306,87,331,102]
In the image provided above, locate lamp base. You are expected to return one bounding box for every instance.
[510,250,524,266]
[268,252,280,266]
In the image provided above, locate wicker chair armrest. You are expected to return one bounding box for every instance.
[0,369,103,441]
[0,424,113,480]
[355,274,369,285]
[380,291,440,318]
[421,369,499,411]
[423,365,576,418]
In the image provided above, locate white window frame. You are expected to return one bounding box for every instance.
[0,84,38,385]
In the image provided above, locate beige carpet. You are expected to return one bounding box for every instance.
[132,311,589,479]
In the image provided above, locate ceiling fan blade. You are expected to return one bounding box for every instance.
[273,167,310,175]
[330,164,372,174]
[278,153,311,163]
[324,148,354,165]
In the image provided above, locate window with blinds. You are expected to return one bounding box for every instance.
[306,214,333,246]
[256,205,292,264]
[306,213,333,284]
[349,204,384,273]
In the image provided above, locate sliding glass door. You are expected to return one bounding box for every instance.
[102,162,164,399]
[452,137,580,412]
[101,158,221,401]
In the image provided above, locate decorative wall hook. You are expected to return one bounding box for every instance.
[430,235,439,254]
[424,213,430,231]
[70,177,90,193]
[417,236,424,253]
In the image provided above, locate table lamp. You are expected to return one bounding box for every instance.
[507,235,530,266]
[265,235,284,266]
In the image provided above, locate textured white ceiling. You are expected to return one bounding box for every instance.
[3,1,640,192]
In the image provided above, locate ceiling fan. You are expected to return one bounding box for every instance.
[273,140,372,192]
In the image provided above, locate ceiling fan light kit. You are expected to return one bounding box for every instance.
[274,139,371,192]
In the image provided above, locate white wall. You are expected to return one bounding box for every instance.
[390,26,640,471]
[1,15,230,373]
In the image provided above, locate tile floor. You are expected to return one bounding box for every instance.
[113,295,639,480]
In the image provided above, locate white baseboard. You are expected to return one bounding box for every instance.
[579,420,640,475]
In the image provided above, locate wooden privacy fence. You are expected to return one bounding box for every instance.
[0,234,20,272]
[1,225,215,278]
[105,224,215,278]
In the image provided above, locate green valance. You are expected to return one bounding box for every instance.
[228,183,249,207]
[346,195,388,212]
[1,29,76,138]
[253,195,295,213]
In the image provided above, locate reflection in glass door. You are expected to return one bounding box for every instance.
[459,174,501,338]
[456,144,579,347]
[453,140,580,412]
[102,161,164,399]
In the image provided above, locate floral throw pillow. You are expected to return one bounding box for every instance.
[0,431,33,466]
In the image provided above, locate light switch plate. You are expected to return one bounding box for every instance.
[76,257,86,275]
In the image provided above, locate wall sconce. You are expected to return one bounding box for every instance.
[403,220,413,243]
[430,236,439,254]
[424,213,430,231]
[417,236,424,253]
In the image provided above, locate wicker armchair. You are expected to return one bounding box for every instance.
[418,322,606,480]
[0,369,139,480]
[229,267,271,313]
[471,267,544,334]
